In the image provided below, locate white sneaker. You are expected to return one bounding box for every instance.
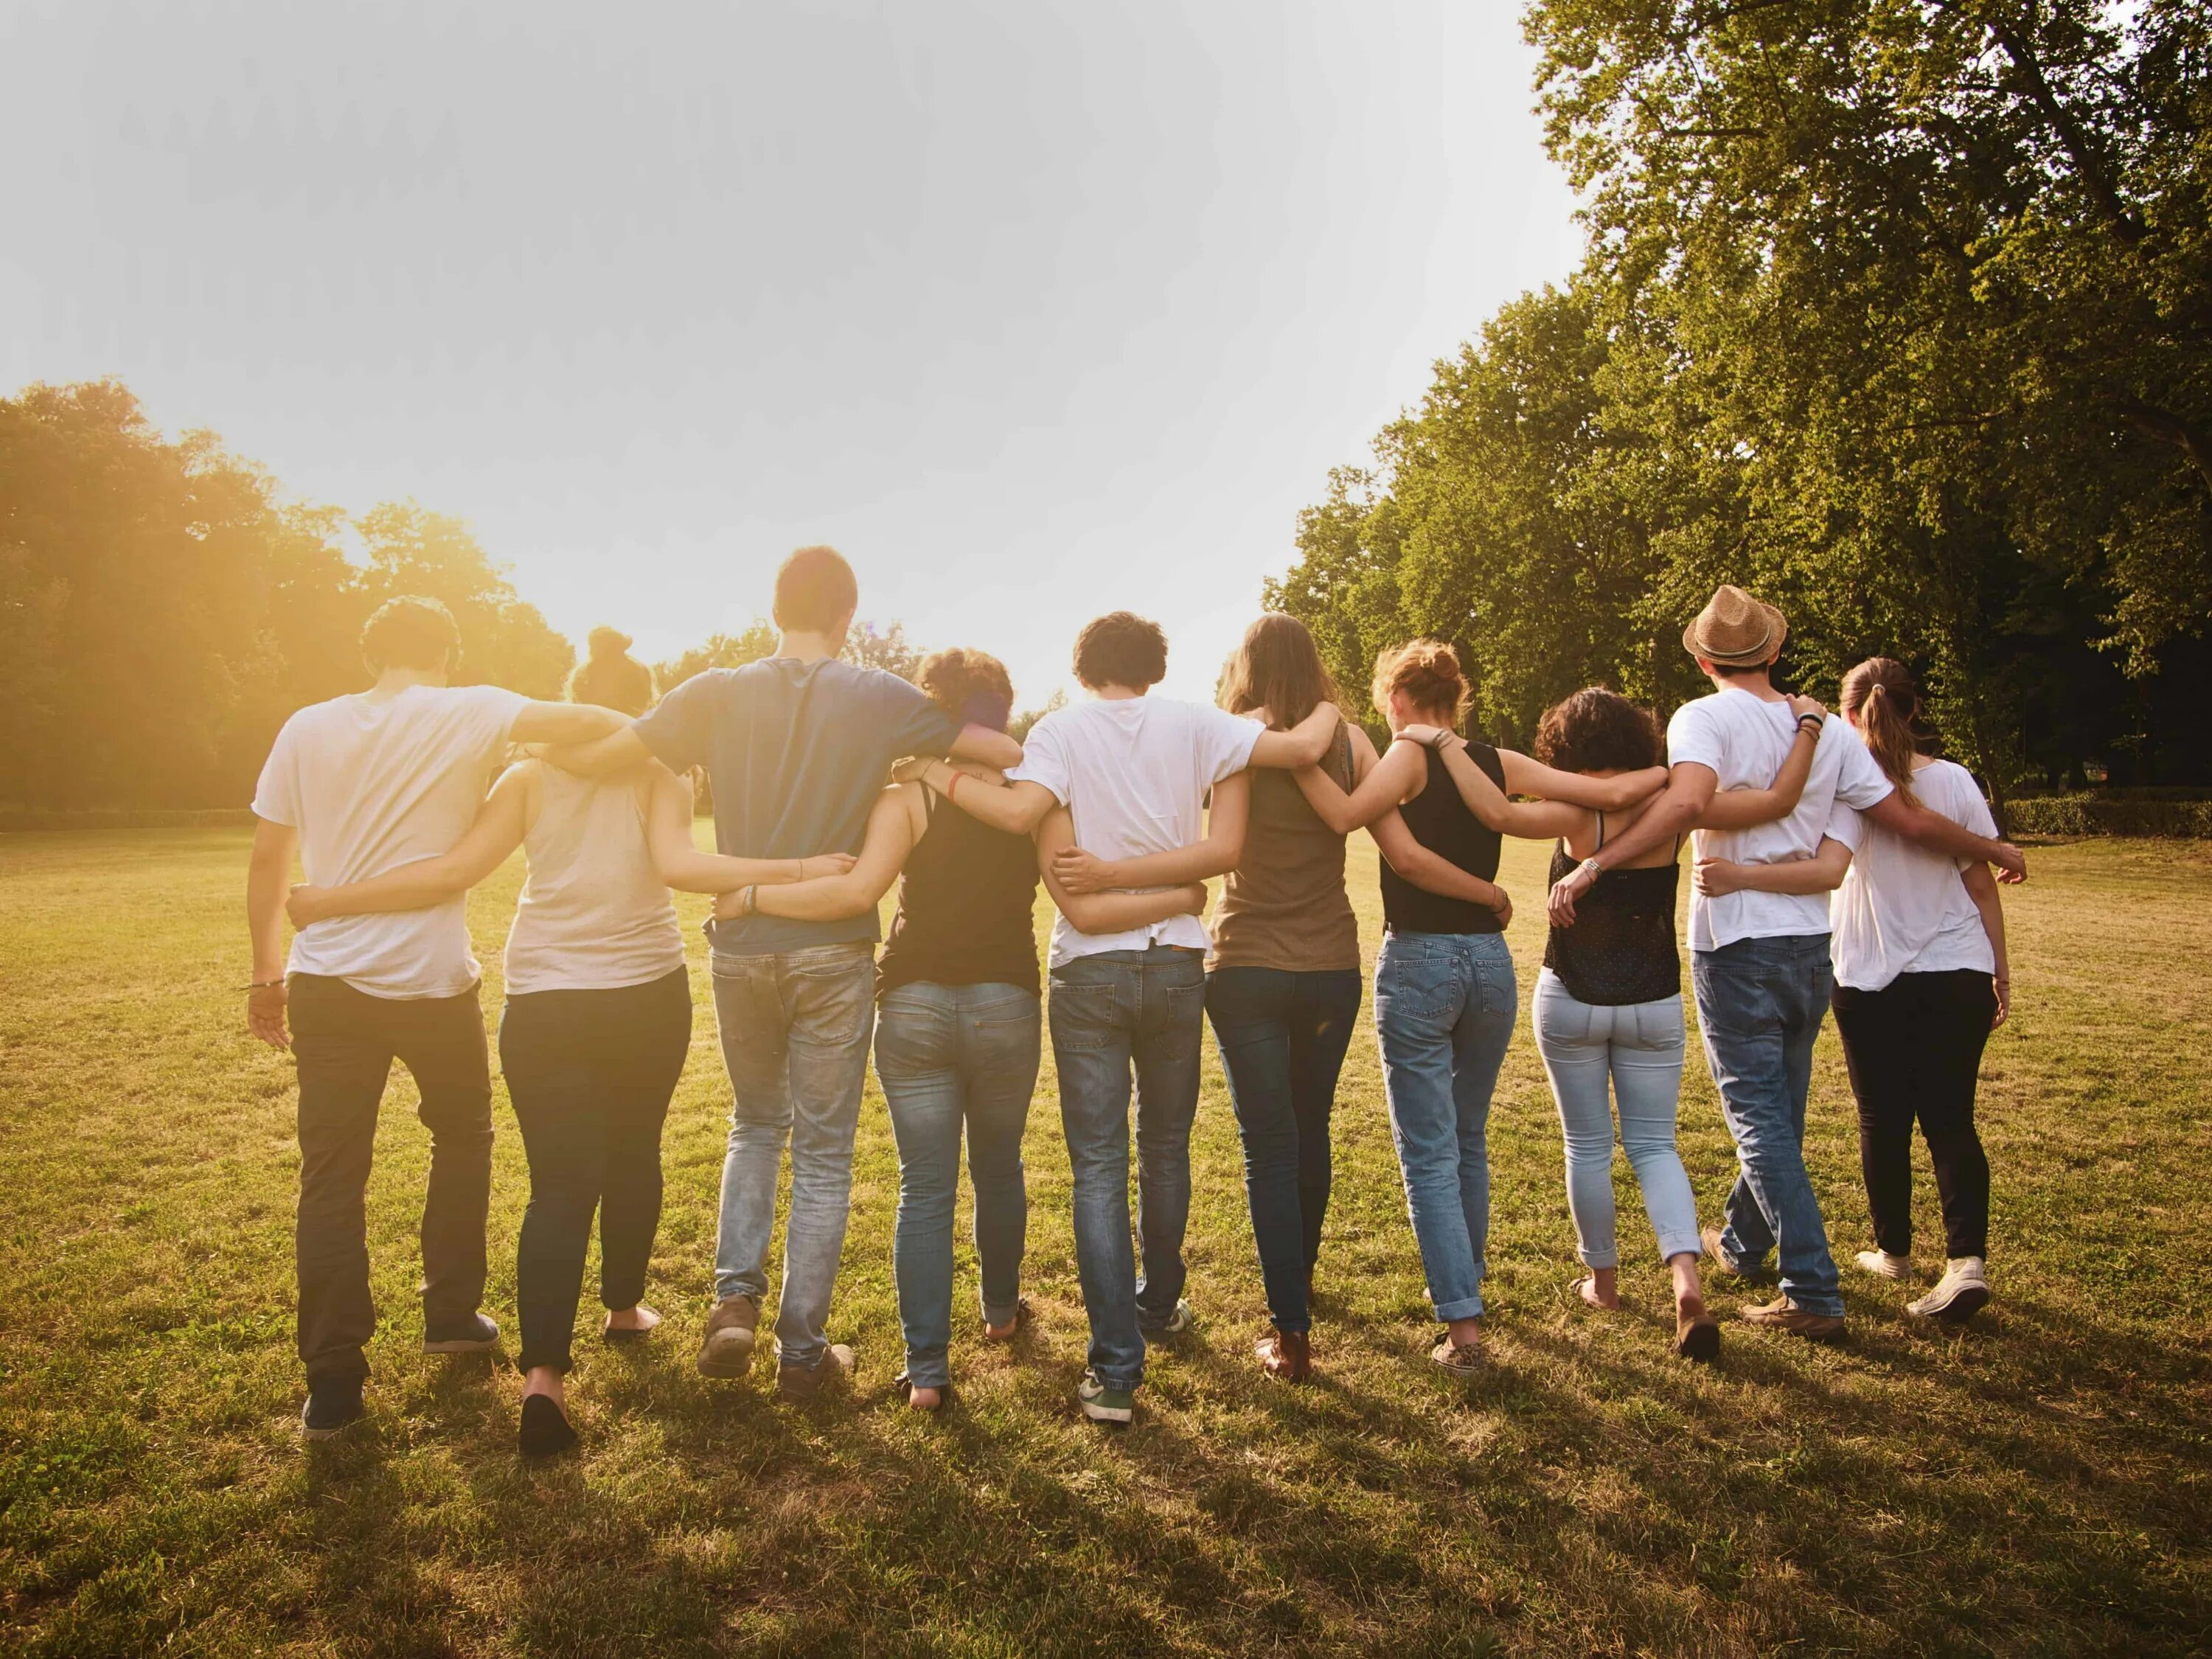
[1854,1249,1913,1281]
[1908,1258,1990,1323]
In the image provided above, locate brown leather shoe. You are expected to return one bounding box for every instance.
[777,1343,855,1401]
[1739,1297,1845,1342]
[697,1295,759,1379]
[1256,1326,1312,1383]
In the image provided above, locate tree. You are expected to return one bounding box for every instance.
[353,502,572,700]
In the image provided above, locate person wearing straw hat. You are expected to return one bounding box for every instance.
[1546,585,2025,1341]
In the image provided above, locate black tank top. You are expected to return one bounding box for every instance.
[1540,817,1681,1005]
[876,793,1041,998]
[1380,743,1506,936]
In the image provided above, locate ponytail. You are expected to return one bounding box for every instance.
[1840,657,1922,808]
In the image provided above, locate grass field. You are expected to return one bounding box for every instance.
[1,827,2208,1657]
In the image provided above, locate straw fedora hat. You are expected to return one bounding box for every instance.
[1683,585,1787,667]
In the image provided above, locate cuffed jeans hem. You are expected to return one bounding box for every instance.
[902,1349,951,1389]
[1094,1368,1143,1393]
[1655,1230,1703,1265]
[714,1273,769,1304]
[980,1293,1020,1328]
[517,1349,574,1377]
[305,1357,371,1388]
[1577,1248,1618,1271]
[1790,1293,1846,1318]
[1433,1294,1485,1322]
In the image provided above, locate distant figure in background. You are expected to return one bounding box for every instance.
[244,597,630,1441]
[543,547,1021,1399]
[1697,658,2010,1324]
[283,628,842,1453]
[1551,586,2025,1345]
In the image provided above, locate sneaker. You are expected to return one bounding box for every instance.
[422,1312,498,1354]
[1429,1332,1485,1377]
[300,1377,364,1441]
[776,1342,855,1401]
[1700,1225,1750,1280]
[1138,1298,1196,1337]
[1854,1249,1913,1281]
[1077,1371,1135,1425]
[1908,1258,1990,1324]
[1739,1297,1846,1342]
[696,1295,759,1380]
[1255,1326,1312,1383]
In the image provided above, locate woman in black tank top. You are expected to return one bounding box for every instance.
[1408,685,1826,1361]
[722,648,1211,1411]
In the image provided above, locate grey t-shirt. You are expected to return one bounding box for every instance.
[633,657,959,956]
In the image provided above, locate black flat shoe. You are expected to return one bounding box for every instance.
[518,1393,578,1457]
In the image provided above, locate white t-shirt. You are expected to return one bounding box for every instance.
[1010,695,1262,967]
[252,684,529,998]
[1828,758,1997,990]
[1667,686,1894,951]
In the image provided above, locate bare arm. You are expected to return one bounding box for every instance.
[645,766,852,894]
[1245,700,1342,770]
[1549,762,1719,926]
[1863,792,2026,881]
[903,757,1060,836]
[1052,773,1251,892]
[1495,745,1669,812]
[1291,737,1428,833]
[509,700,630,746]
[1429,738,1592,840]
[246,818,298,1049]
[1961,860,2011,1027]
[1369,807,1511,925]
[1695,698,1825,830]
[285,766,534,925]
[1037,807,1210,933]
[947,723,1023,771]
[540,723,654,779]
[729,787,917,922]
[1694,836,1853,897]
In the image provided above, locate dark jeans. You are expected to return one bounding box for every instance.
[1690,934,1844,1318]
[288,973,495,1386]
[499,967,693,1374]
[1831,970,1996,1261]
[1048,945,1207,1392]
[1204,965,1362,1333]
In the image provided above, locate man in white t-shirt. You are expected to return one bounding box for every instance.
[903,611,1335,1423]
[1546,586,2023,1340]
[245,597,629,1439]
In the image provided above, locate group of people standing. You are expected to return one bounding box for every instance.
[246,549,2024,1452]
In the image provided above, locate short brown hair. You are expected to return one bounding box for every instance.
[1072,611,1168,691]
[360,596,461,675]
[1534,688,1661,773]
[1219,613,1338,731]
[568,626,656,717]
[772,544,859,634]
[917,647,1015,732]
[1371,639,1470,725]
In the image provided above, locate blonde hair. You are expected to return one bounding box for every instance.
[568,627,656,717]
[1371,638,1470,726]
[1840,657,1922,809]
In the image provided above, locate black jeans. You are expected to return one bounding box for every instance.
[288,974,495,1386]
[1203,965,1363,1333]
[1830,969,1997,1261]
[498,968,692,1374]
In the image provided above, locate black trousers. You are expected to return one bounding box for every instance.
[498,967,692,1374]
[1830,968,1996,1261]
[289,974,495,1386]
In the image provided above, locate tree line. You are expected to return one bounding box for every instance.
[1271,0,2211,805]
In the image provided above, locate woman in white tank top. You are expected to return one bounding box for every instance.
[285,630,855,1453]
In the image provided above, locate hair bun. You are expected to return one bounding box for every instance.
[586,626,634,663]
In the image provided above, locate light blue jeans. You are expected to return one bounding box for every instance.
[709,942,877,1370]
[1048,945,1208,1393]
[1374,931,1517,1323]
[1531,970,1700,1268]
[873,981,1040,1391]
[1690,933,1845,1318]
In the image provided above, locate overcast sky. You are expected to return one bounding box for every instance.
[1,0,1579,705]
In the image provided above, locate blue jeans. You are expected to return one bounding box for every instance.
[1205,965,1362,1333]
[1048,945,1207,1392]
[709,942,877,1369]
[1373,932,1517,1322]
[1690,934,1845,1318]
[1531,970,1699,1269]
[873,981,1041,1390]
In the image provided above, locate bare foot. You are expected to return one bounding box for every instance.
[1676,1289,1709,1324]
[907,1384,944,1411]
[1579,1270,1620,1310]
[604,1304,660,1336]
[522,1365,566,1409]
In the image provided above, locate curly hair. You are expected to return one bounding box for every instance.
[916,647,1015,733]
[1371,639,1470,725]
[1534,687,1661,774]
[1072,611,1169,691]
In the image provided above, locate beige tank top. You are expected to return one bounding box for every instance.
[1208,717,1361,973]
[502,767,686,995]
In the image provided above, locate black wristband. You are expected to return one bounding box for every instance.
[1797,714,1823,733]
